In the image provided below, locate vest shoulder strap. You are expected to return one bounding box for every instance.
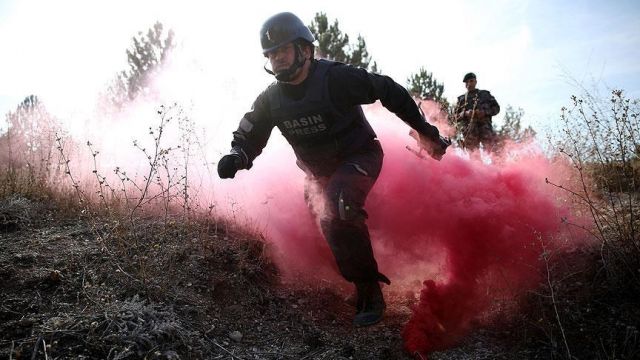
[307,60,332,101]
[266,82,280,111]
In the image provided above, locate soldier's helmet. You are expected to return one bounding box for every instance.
[260,12,315,55]
[463,72,476,82]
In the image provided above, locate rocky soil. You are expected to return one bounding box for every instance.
[0,195,596,359]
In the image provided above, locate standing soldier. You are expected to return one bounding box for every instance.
[453,72,500,151]
[217,12,450,327]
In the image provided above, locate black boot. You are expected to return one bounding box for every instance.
[353,281,385,327]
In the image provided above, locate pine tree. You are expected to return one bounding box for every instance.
[308,13,376,71]
[348,35,371,70]
[104,22,176,109]
[406,67,449,110]
[497,106,536,142]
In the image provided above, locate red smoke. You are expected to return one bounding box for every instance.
[42,93,585,355]
[25,86,586,355]
[230,102,587,356]
[372,139,571,355]
[7,38,585,353]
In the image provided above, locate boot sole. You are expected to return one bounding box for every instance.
[352,313,384,327]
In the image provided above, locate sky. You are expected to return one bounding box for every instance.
[0,0,638,137]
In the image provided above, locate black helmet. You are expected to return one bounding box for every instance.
[260,12,315,55]
[463,72,476,82]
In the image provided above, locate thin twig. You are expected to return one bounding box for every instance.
[255,351,297,358]
[413,351,428,360]
[539,237,572,359]
[205,336,244,360]
[31,336,45,360]
[300,348,327,360]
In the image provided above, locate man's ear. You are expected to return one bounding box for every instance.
[302,45,312,60]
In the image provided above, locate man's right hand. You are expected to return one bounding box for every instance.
[217,154,242,179]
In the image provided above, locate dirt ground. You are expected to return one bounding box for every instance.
[0,195,580,359]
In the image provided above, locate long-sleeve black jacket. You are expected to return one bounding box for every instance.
[230,59,440,172]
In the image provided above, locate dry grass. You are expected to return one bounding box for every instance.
[531,89,640,359]
[1,91,639,359]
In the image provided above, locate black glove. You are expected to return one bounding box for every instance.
[217,154,242,179]
[432,135,451,160]
[419,134,451,161]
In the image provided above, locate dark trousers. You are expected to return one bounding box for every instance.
[303,140,385,283]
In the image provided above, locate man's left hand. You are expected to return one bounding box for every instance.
[421,135,451,161]
[410,130,451,161]
[464,109,486,120]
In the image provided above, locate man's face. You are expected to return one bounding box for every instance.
[266,43,296,74]
[465,78,477,91]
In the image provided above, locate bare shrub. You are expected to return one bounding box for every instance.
[50,103,273,296]
[533,89,640,359]
[0,95,66,199]
[551,90,639,286]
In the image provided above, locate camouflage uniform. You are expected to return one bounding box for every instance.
[454,89,500,150]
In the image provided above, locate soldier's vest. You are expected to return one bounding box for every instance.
[267,59,377,173]
[457,90,494,126]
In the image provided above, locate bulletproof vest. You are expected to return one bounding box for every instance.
[267,59,377,172]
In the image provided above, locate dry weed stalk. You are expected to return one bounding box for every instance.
[550,90,639,286]
[53,102,226,292]
[538,234,572,359]
[539,89,640,358]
